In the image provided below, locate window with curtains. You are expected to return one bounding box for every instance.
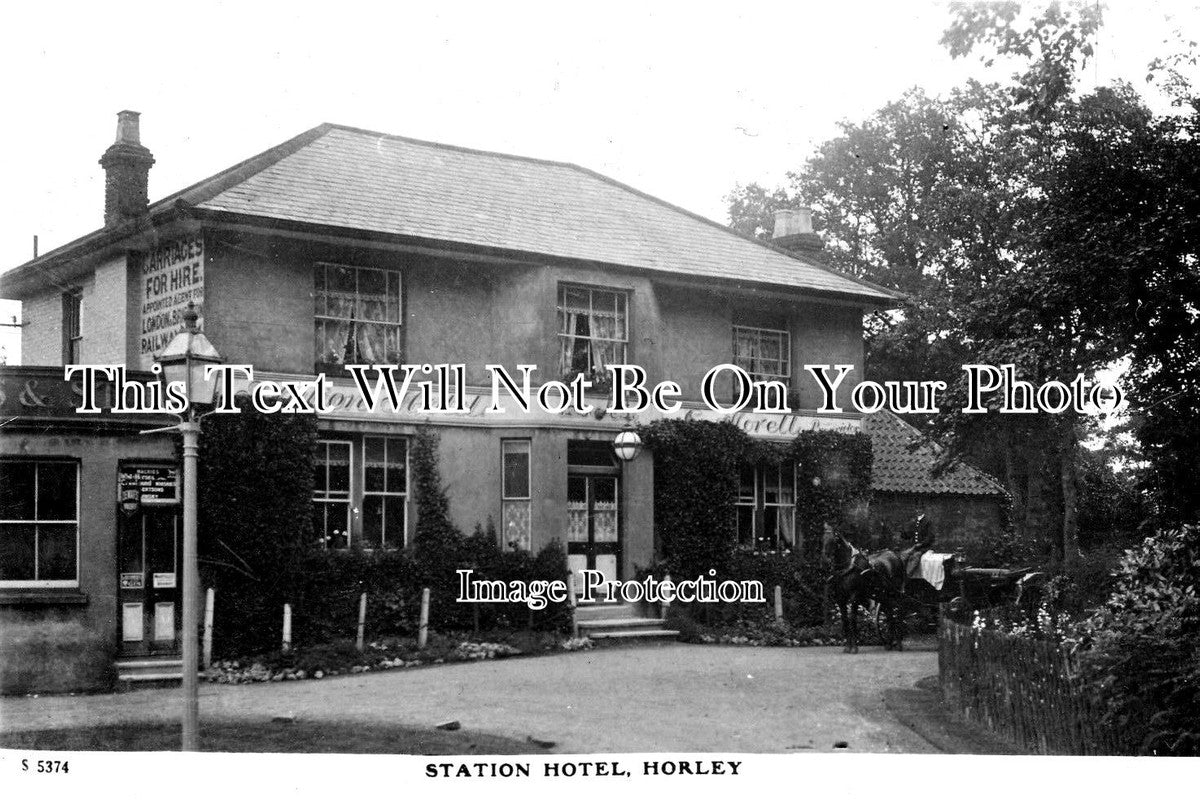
[501,440,531,551]
[734,461,797,553]
[312,440,352,549]
[732,325,790,383]
[362,437,407,549]
[0,461,79,586]
[314,263,402,373]
[557,284,628,382]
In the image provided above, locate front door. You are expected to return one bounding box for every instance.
[118,506,181,656]
[567,473,620,591]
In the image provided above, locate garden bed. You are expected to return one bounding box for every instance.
[204,630,593,684]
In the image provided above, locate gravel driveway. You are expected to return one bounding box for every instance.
[0,644,939,753]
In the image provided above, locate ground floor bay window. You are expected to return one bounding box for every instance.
[735,461,797,553]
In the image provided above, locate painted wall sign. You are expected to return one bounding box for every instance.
[118,465,179,504]
[120,573,144,590]
[139,236,204,366]
[249,373,862,440]
[152,573,177,589]
[0,366,166,422]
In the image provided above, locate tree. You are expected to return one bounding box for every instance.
[727,1,1199,564]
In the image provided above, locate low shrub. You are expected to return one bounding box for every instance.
[643,549,832,631]
[1073,524,1200,755]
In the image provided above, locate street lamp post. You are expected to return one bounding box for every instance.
[154,302,222,752]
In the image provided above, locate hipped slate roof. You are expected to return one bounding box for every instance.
[865,410,1007,497]
[3,124,897,304]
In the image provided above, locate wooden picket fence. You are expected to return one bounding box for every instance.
[938,617,1127,755]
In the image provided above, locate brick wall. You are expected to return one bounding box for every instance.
[870,492,1006,554]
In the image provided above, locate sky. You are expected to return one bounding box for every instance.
[1,0,1197,363]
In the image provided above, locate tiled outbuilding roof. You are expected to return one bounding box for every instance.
[1,124,898,304]
[865,410,1007,496]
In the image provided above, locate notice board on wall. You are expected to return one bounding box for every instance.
[118,464,180,505]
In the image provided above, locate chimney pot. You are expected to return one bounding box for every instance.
[772,207,814,239]
[771,206,826,261]
[115,110,142,145]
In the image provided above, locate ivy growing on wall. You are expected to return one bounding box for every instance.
[410,428,460,566]
[641,419,873,578]
[791,430,874,556]
[196,395,319,655]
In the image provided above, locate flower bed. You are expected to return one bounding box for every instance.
[673,616,844,648]
[203,631,592,684]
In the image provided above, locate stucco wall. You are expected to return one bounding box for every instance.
[423,424,654,579]
[84,253,130,365]
[0,430,176,694]
[19,288,62,367]
[792,301,864,412]
[198,231,867,414]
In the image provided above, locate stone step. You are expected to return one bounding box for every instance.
[116,658,184,690]
[578,617,668,630]
[573,602,641,620]
[118,672,182,683]
[117,658,183,671]
[588,628,680,641]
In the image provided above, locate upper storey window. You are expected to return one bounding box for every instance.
[314,263,402,373]
[62,290,82,364]
[732,325,790,383]
[557,284,628,382]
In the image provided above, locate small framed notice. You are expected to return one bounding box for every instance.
[122,603,144,642]
[152,572,176,589]
[120,573,144,590]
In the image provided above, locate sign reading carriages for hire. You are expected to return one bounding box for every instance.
[139,236,204,367]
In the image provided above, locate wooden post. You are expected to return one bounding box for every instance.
[356,592,368,652]
[774,585,783,622]
[202,588,215,669]
[567,571,578,638]
[282,603,292,653]
[418,587,430,650]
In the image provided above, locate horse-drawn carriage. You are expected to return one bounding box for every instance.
[825,521,1045,652]
[903,550,1044,612]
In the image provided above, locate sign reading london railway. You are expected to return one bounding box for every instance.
[139,236,205,365]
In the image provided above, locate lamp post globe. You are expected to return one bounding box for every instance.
[613,428,642,462]
[158,303,222,408]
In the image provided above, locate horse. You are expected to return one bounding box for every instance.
[822,526,907,653]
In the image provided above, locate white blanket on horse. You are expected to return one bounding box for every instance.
[919,552,952,590]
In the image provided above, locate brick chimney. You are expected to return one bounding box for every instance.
[99,111,154,227]
[772,207,826,261]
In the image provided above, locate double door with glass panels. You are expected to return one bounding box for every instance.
[566,473,620,589]
[118,507,181,656]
